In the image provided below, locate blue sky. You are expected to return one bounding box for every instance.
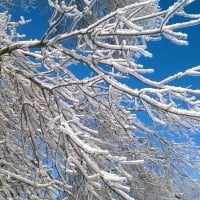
[143,0,200,89]
[9,0,200,89]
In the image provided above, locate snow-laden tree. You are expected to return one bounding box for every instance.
[1,0,200,199]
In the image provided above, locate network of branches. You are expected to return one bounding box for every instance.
[0,0,200,199]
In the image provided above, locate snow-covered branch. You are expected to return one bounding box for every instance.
[1,0,200,199]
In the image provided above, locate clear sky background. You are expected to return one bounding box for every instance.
[142,0,200,89]
[10,0,200,88]
[7,0,199,90]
